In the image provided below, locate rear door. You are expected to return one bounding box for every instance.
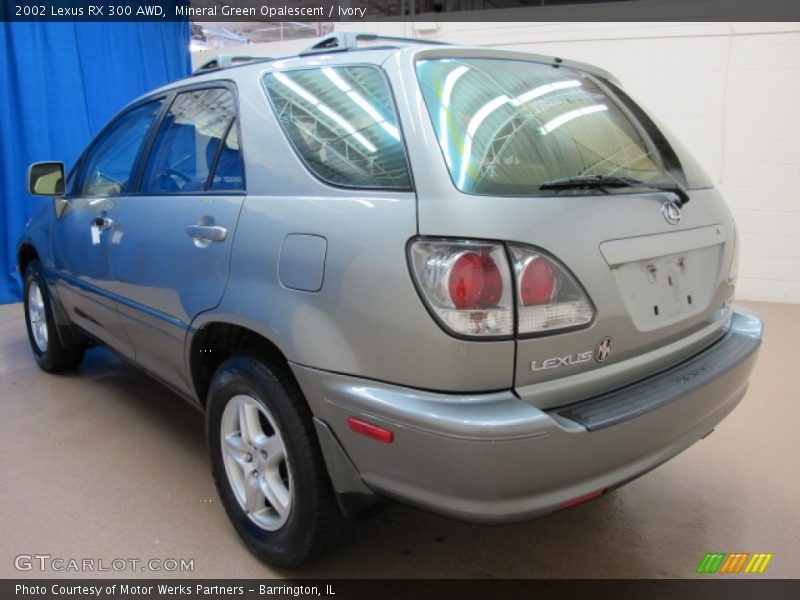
[51,99,164,358]
[110,86,246,395]
[405,52,737,405]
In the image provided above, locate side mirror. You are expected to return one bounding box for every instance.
[28,162,65,196]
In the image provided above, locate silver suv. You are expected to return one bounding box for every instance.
[19,33,762,567]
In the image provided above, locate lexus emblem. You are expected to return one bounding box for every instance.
[661,200,682,225]
[595,337,613,362]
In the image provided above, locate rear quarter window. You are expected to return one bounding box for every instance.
[263,66,411,190]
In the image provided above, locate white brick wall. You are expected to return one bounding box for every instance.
[336,20,800,303]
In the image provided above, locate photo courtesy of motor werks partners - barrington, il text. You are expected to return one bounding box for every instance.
[15,583,333,597]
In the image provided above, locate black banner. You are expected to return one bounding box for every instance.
[4,579,800,600]
[2,0,800,22]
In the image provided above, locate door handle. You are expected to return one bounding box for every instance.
[92,216,114,230]
[185,224,227,242]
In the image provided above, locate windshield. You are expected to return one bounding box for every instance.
[416,57,710,196]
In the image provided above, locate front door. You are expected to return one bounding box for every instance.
[52,100,164,359]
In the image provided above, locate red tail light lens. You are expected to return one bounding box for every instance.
[448,252,484,309]
[509,246,594,335]
[409,240,513,337]
[448,251,503,309]
[519,256,556,306]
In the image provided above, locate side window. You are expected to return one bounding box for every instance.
[263,66,411,189]
[65,168,76,196]
[79,101,162,197]
[142,88,242,194]
[209,120,243,191]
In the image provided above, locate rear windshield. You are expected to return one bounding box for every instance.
[264,66,411,190]
[416,57,712,196]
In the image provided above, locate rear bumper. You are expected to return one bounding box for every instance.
[292,310,762,524]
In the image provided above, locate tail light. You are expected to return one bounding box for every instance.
[408,240,513,337]
[409,239,593,338]
[509,246,594,335]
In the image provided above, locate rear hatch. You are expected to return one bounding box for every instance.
[406,52,737,408]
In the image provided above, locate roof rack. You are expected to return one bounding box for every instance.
[189,33,449,76]
[193,55,273,75]
[298,32,450,56]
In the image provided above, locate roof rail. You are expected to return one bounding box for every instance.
[298,32,450,56]
[193,55,273,75]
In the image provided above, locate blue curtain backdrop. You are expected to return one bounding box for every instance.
[0,21,190,303]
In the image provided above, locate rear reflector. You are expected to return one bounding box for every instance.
[559,489,604,510]
[347,417,394,444]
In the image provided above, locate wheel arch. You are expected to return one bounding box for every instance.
[187,318,294,408]
[17,242,40,276]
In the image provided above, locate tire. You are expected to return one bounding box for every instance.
[206,355,350,567]
[23,260,85,372]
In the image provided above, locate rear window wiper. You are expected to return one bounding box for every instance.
[540,175,690,207]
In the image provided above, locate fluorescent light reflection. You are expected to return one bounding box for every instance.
[454,76,584,189]
[322,67,400,141]
[274,72,318,105]
[513,79,581,106]
[275,71,377,153]
[438,65,469,167]
[322,67,350,92]
[457,94,513,188]
[540,104,608,135]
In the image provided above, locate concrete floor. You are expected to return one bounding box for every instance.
[0,300,797,579]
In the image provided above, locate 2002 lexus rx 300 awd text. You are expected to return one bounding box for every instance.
[18,33,762,567]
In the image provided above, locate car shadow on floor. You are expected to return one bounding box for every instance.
[56,346,665,578]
